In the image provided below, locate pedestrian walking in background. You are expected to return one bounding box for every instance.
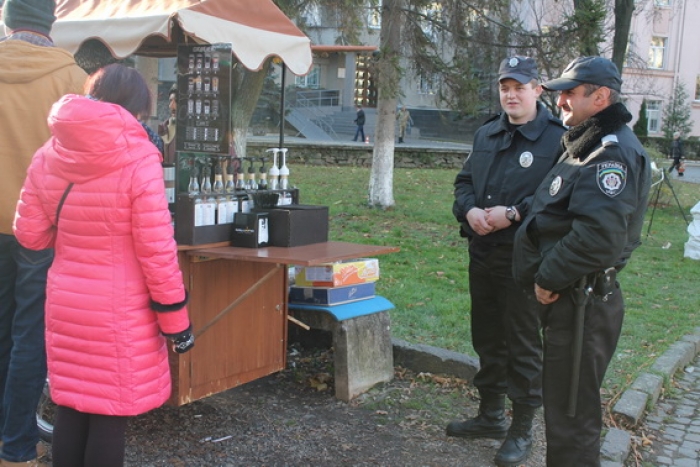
[13,64,194,467]
[352,104,366,142]
[0,0,86,465]
[450,56,565,467]
[668,131,684,177]
[397,105,413,143]
[512,56,651,467]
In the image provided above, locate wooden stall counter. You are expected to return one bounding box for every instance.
[169,241,399,406]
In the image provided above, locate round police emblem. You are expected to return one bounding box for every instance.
[549,176,562,196]
[509,57,519,67]
[519,152,534,168]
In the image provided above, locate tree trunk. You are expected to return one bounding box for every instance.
[612,0,634,72]
[368,0,402,209]
[230,62,270,159]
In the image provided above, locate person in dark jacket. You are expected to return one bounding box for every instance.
[668,131,684,176]
[449,56,565,467]
[352,104,366,142]
[512,56,651,467]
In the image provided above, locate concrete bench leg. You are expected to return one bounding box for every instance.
[292,309,394,401]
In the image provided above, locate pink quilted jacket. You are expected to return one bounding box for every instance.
[14,95,190,416]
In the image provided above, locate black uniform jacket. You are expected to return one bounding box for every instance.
[453,102,566,245]
[513,103,652,291]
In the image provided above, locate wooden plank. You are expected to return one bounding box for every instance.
[188,241,400,265]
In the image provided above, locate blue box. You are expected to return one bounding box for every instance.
[288,282,375,306]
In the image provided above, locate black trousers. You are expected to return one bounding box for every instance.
[669,157,682,173]
[52,405,128,467]
[469,244,543,407]
[540,283,624,467]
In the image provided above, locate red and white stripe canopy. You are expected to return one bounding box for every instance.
[8,0,313,75]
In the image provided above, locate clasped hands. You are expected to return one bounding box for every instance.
[466,206,511,237]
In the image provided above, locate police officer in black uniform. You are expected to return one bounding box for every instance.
[512,56,652,467]
[449,56,565,467]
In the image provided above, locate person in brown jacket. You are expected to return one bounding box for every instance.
[0,0,86,465]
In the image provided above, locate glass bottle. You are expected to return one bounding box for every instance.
[212,162,224,194]
[201,165,212,194]
[188,164,200,196]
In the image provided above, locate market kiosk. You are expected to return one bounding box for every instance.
[40,0,399,406]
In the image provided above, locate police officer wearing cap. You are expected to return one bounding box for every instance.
[512,56,651,466]
[450,56,565,467]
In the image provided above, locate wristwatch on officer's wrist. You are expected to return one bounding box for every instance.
[505,206,517,222]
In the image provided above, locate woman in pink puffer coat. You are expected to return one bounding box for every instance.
[13,64,193,467]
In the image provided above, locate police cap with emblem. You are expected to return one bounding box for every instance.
[542,56,622,92]
[498,56,539,84]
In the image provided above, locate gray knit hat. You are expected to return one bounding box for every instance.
[3,0,57,37]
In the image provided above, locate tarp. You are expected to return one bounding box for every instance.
[2,0,313,75]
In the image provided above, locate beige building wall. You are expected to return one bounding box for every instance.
[621,0,700,137]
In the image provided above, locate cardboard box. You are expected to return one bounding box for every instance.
[288,282,375,305]
[231,212,269,248]
[268,205,329,247]
[294,258,379,287]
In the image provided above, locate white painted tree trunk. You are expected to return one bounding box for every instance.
[369,99,397,208]
[368,0,402,209]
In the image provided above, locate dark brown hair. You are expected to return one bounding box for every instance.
[84,64,152,118]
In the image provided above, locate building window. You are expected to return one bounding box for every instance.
[295,65,320,89]
[695,75,700,101]
[647,100,661,133]
[418,71,440,95]
[368,0,381,30]
[300,4,321,27]
[654,0,671,6]
[420,2,443,42]
[648,37,667,69]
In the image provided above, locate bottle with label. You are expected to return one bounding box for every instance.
[204,195,217,226]
[193,197,204,226]
[226,193,237,223]
[216,195,228,224]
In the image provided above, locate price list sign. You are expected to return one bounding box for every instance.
[176,44,232,154]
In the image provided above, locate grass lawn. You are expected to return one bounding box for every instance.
[290,160,700,403]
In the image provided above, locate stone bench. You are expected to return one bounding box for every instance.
[288,296,394,401]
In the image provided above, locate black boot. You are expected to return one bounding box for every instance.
[445,395,508,439]
[494,404,536,467]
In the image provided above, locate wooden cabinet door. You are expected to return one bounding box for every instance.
[170,256,287,405]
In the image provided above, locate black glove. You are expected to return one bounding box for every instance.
[170,326,195,354]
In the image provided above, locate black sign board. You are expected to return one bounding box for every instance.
[176,44,232,155]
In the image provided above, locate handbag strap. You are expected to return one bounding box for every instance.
[55,183,74,225]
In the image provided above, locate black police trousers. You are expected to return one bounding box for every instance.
[468,244,543,406]
[540,282,624,467]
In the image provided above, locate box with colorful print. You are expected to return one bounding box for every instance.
[294,258,380,287]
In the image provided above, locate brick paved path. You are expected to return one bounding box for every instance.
[640,354,700,467]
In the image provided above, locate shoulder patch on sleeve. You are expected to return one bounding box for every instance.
[597,161,627,197]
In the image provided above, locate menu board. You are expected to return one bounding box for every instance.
[176,44,232,154]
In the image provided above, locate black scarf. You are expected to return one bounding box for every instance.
[562,102,632,160]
